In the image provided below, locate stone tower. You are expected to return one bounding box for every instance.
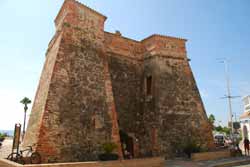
[24,0,214,163]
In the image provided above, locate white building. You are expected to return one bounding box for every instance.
[240,95,250,139]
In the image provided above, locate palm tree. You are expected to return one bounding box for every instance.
[20,97,31,141]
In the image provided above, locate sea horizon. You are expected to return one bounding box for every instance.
[0,130,14,137]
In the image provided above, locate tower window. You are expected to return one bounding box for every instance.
[146,76,152,95]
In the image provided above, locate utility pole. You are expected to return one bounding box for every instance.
[224,60,234,135]
[219,59,240,139]
[234,112,237,122]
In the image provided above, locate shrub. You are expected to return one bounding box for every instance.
[0,132,6,142]
[182,138,203,158]
[102,142,117,154]
[99,142,119,161]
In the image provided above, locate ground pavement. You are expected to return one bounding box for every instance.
[2,139,250,166]
[0,138,13,159]
[166,157,250,167]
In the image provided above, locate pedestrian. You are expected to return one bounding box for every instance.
[235,143,242,156]
[244,138,250,156]
[124,149,132,159]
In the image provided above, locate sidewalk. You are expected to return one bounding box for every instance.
[166,156,250,167]
[2,140,250,167]
[0,138,13,159]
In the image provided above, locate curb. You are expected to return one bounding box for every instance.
[213,159,250,167]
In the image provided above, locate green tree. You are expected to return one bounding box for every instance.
[20,97,31,140]
[215,125,223,132]
[214,125,230,135]
[222,127,230,135]
[208,114,215,129]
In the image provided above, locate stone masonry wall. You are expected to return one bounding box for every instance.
[141,36,214,157]
[35,27,114,162]
[23,32,63,148]
[24,0,214,163]
[24,0,122,163]
[150,55,214,158]
[107,54,148,157]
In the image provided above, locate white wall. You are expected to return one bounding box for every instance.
[241,120,250,140]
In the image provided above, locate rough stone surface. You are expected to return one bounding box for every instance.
[24,0,214,163]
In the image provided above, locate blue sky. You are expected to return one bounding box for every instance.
[0,0,249,130]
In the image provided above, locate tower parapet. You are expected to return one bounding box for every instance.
[55,0,106,30]
[142,34,187,60]
[54,0,106,48]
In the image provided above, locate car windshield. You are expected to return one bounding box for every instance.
[215,136,223,139]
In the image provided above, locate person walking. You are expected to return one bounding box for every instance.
[244,138,250,156]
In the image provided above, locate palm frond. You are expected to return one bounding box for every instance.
[20,97,32,104]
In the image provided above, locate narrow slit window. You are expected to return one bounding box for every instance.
[146,76,152,95]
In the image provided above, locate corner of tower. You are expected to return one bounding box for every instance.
[54,0,107,32]
[141,34,188,60]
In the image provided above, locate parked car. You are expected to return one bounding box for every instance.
[214,134,225,146]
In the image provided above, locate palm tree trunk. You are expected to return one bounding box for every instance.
[22,110,27,141]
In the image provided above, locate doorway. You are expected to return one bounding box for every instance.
[119,130,134,158]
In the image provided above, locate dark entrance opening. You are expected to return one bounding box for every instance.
[146,76,152,95]
[119,130,134,159]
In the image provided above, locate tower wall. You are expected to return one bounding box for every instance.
[23,31,63,149]
[24,0,122,163]
[142,36,214,157]
[24,0,214,163]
